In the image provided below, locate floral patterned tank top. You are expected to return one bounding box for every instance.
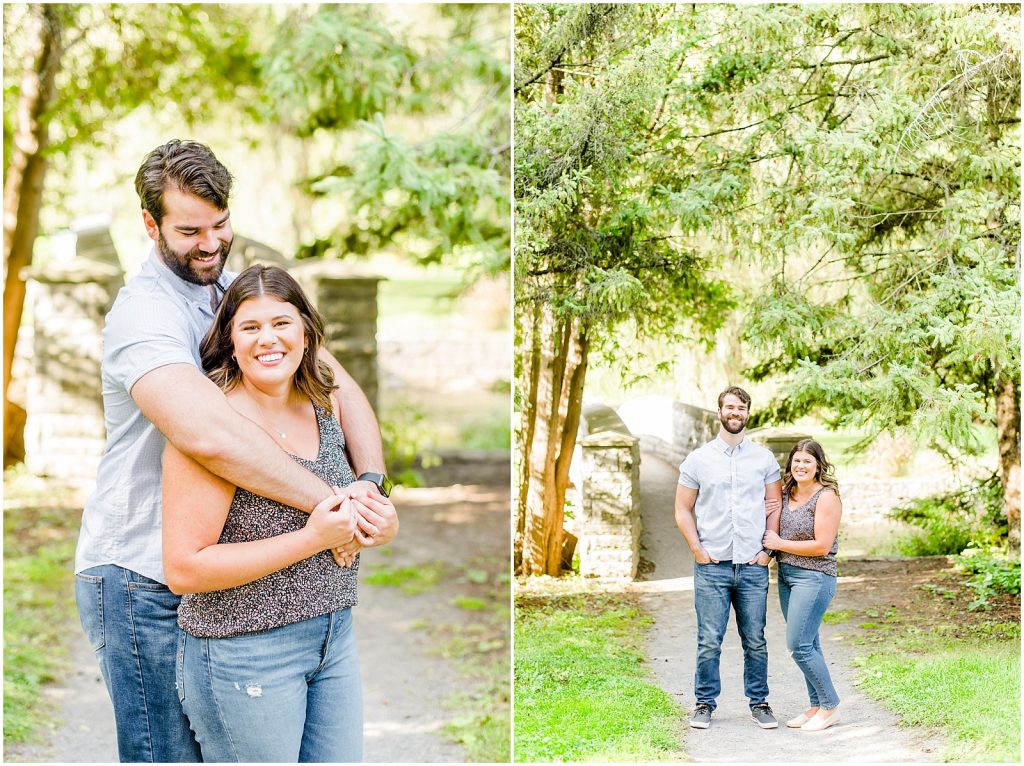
[776,486,839,576]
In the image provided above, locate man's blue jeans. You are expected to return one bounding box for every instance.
[777,563,840,710]
[693,561,770,710]
[178,609,363,762]
[75,564,202,763]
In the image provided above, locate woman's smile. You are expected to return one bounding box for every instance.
[255,351,285,366]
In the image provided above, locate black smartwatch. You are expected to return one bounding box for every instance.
[357,472,393,497]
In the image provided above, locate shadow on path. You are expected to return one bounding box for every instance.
[632,450,943,762]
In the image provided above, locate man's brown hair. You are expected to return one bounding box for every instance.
[135,139,233,227]
[717,386,751,409]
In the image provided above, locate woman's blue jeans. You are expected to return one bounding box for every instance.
[777,563,840,710]
[693,561,770,709]
[178,609,363,762]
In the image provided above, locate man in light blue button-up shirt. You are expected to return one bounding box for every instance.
[675,386,782,730]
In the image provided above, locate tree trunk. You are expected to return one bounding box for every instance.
[521,303,588,576]
[995,372,1020,552]
[3,4,63,459]
[515,300,542,568]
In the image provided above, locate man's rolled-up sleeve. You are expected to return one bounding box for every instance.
[106,296,198,394]
[678,454,701,489]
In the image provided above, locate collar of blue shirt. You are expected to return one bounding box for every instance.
[710,435,750,455]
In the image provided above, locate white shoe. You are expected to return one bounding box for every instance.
[786,713,811,728]
[801,708,841,731]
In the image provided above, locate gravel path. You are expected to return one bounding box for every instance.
[6,476,510,764]
[632,451,944,762]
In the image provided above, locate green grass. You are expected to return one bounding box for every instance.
[3,469,82,747]
[363,562,446,594]
[444,675,511,762]
[453,596,489,611]
[440,563,510,762]
[443,644,511,764]
[515,591,683,762]
[458,411,512,451]
[821,608,854,625]
[372,553,510,763]
[811,430,870,467]
[378,277,464,318]
[855,638,1020,762]
[381,388,509,453]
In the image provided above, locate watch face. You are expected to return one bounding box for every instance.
[359,473,392,497]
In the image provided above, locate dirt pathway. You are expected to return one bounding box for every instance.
[633,451,944,762]
[6,471,510,764]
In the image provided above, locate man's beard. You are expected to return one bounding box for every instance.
[158,232,231,286]
[719,412,747,434]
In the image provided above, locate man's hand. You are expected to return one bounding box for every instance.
[348,487,398,548]
[344,479,379,504]
[748,551,772,566]
[692,547,719,565]
[330,481,399,567]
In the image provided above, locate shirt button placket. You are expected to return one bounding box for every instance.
[729,452,736,567]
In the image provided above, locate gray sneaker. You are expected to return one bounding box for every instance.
[689,703,713,729]
[750,704,778,729]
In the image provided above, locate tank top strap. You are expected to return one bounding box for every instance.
[787,486,827,511]
[807,486,828,511]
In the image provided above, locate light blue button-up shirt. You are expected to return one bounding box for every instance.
[75,249,234,584]
[678,436,781,563]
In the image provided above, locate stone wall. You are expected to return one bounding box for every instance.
[576,405,642,579]
[378,329,508,392]
[616,395,718,467]
[289,263,383,411]
[25,260,123,483]
[839,476,958,526]
[747,427,812,471]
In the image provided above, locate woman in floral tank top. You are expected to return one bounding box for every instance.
[162,266,395,761]
[762,439,843,732]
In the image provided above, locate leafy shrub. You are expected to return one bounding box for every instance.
[955,550,1021,611]
[889,474,1006,556]
[379,405,441,488]
[458,413,511,451]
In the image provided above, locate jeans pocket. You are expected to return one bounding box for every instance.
[745,562,770,582]
[127,581,168,592]
[75,573,105,652]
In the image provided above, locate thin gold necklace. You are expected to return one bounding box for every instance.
[253,398,289,439]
